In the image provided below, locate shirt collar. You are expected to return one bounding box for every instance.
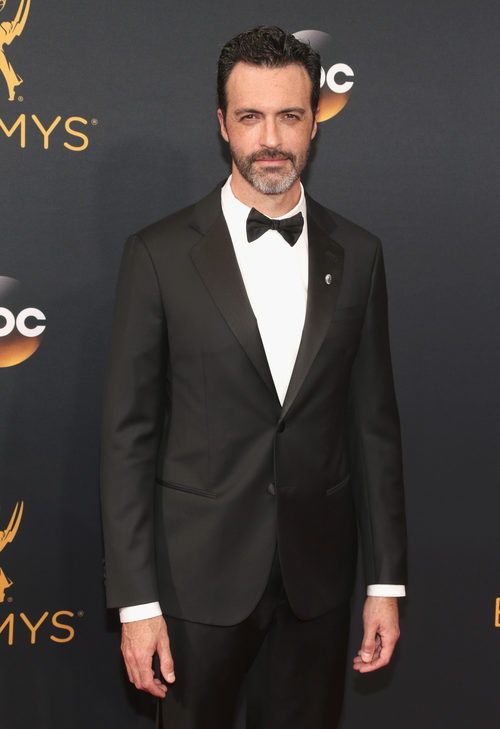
[221,175,307,237]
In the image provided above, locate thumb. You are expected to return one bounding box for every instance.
[360,628,377,662]
[157,633,175,683]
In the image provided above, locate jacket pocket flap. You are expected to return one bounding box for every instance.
[156,478,217,499]
[326,474,350,496]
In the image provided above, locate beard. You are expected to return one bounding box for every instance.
[229,144,310,195]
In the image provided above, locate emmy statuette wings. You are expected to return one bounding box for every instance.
[0,501,24,602]
[0,501,24,552]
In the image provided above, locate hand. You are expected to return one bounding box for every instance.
[353,596,400,673]
[121,615,175,697]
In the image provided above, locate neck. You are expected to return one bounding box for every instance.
[229,167,301,217]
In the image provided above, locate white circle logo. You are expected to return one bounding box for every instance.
[0,277,46,367]
[294,30,355,122]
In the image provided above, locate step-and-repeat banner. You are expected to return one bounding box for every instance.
[1,1,498,727]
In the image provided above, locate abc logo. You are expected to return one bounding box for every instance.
[294,30,355,122]
[0,277,46,368]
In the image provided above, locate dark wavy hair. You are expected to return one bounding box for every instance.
[217,26,321,118]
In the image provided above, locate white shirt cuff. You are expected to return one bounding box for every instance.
[119,601,163,623]
[367,584,406,597]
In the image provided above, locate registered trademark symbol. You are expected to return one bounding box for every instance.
[7,596,13,603]
[91,118,98,126]
[17,95,23,102]
[77,610,85,617]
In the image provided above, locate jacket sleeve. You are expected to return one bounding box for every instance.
[346,240,408,587]
[100,234,168,608]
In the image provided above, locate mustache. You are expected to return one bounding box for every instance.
[249,148,295,163]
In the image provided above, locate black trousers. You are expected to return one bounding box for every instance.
[157,548,350,729]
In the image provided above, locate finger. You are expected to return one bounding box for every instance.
[353,652,385,673]
[123,661,134,684]
[124,644,163,694]
[353,636,398,673]
[372,634,382,660]
[142,678,168,697]
[153,678,169,697]
[137,664,168,697]
[353,655,385,673]
[357,634,381,657]
[376,634,398,666]
[122,646,142,687]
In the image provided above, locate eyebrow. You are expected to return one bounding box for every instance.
[233,107,307,115]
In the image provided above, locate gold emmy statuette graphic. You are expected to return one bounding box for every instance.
[0,501,23,602]
[0,0,31,101]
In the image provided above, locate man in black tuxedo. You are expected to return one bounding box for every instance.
[100,26,407,729]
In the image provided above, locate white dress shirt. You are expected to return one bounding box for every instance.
[221,176,308,406]
[119,177,404,623]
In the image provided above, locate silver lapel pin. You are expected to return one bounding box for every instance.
[325,273,333,285]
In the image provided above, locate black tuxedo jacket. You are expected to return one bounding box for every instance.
[100,184,407,625]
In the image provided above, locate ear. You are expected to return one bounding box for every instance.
[310,107,319,140]
[217,109,229,143]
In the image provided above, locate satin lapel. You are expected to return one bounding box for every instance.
[281,213,345,419]
[189,212,279,403]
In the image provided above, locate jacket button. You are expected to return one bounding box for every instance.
[277,422,286,433]
[267,483,276,496]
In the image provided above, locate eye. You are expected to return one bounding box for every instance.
[282,113,300,121]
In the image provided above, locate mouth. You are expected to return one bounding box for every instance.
[255,159,287,165]
[253,156,290,166]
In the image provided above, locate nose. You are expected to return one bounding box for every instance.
[260,117,281,149]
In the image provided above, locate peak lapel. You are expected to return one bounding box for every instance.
[189,208,279,404]
[281,209,345,419]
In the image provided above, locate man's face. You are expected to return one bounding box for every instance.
[217,62,318,196]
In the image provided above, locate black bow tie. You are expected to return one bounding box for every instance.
[246,208,304,247]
